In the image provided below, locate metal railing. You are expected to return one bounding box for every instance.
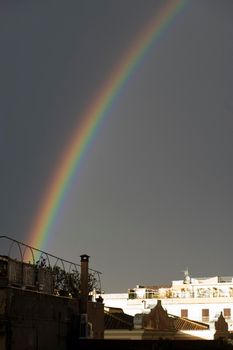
[0,235,102,295]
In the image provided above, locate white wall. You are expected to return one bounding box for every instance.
[102,293,233,330]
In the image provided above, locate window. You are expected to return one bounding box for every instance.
[128,289,136,299]
[223,308,231,320]
[181,309,188,318]
[202,309,209,322]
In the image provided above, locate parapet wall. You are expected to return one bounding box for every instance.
[0,287,80,350]
[0,286,103,350]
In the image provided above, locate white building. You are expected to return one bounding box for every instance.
[101,272,233,331]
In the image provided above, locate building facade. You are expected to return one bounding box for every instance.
[0,240,104,350]
[101,273,233,331]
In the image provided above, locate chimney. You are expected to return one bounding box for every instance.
[80,254,89,314]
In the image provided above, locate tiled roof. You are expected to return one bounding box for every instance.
[104,310,134,330]
[169,314,209,330]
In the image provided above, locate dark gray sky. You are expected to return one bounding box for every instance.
[0,0,233,292]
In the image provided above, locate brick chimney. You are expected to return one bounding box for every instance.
[80,254,89,314]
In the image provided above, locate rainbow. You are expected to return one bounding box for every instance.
[27,0,189,254]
